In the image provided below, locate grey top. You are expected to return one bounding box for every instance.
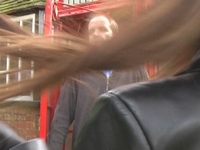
[47,67,148,150]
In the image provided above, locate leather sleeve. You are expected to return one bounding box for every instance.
[73,92,150,150]
[0,121,24,150]
[10,139,48,150]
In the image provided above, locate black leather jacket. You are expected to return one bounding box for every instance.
[73,55,200,150]
[0,122,48,150]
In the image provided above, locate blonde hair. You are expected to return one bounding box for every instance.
[0,0,200,101]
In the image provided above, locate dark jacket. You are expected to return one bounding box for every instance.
[0,122,47,150]
[73,56,200,150]
[47,67,148,150]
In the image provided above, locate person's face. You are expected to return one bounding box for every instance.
[88,16,113,45]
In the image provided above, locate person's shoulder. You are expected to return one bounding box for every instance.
[99,73,197,105]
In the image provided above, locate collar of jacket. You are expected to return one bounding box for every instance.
[176,51,200,76]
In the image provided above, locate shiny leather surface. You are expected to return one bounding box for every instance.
[0,122,24,150]
[74,55,200,150]
[0,122,48,150]
[10,139,48,150]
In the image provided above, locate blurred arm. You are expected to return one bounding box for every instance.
[47,79,77,150]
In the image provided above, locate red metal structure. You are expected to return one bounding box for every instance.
[40,0,156,145]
